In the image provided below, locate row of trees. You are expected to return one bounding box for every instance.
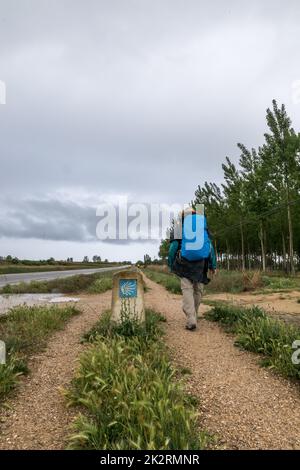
[83,255,102,263]
[0,255,59,265]
[0,255,108,265]
[159,100,300,272]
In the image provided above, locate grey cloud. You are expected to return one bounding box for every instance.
[0,197,160,244]
[1,199,95,242]
[0,1,300,258]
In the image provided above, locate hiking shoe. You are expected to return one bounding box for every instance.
[185,324,196,331]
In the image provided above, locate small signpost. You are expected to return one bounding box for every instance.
[111,268,145,323]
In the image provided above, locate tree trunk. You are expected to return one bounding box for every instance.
[282,231,287,273]
[259,220,266,272]
[247,242,251,270]
[214,239,218,265]
[287,201,295,275]
[226,239,230,271]
[240,222,245,271]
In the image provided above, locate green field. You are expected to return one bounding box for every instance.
[0,262,117,275]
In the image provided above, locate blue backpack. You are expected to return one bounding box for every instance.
[181,213,211,262]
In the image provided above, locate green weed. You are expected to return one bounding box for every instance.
[0,304,80,400]
[205,304,300,380]
[67,309,205,450]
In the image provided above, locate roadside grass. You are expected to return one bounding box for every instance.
[207,270,266,293]
[143,269,181,294]
[144,267,300,295]
[144,268,266,294]
[0,272,114,295]
[145,264,169,273]
[0,304,80,400]
[205,304,300,381]
[65,309,208,450]
[86,277,113,294]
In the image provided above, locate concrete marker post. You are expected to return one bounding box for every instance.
[111,268,145,323]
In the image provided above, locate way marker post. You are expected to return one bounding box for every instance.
[111,268,145,323]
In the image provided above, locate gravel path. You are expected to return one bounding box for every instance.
[0,292,111,450]
[145,277,300,450]
[1,278,299,450]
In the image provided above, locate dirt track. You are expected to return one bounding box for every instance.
[0,280,299,450]
[0,293,111,450]
[145,278,300,450]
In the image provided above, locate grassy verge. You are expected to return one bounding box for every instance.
[0,304,80,400]
[0,272,114,295]
[143,269,181,294]
[143,268,266,294]
[65,309,208,450]
[205,304,300,381]
[260,275,300,292]
[144,267,300,295]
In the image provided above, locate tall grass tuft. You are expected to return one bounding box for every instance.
[144,268,269,294]
[143,269,181,294]
[0,304,80,399]
[66,309,206,450]
[144,267,300,295]
[206,304,300,380]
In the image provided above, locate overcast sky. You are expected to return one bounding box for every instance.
[0,0,300,262]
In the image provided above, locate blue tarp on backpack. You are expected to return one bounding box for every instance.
[181,213,211,261]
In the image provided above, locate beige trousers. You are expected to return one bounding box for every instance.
[181,277,204,328]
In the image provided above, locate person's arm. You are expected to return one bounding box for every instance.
[168,240,179,270]
[208,241,217,271]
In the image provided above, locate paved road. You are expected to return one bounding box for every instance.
[0,266,130,288]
